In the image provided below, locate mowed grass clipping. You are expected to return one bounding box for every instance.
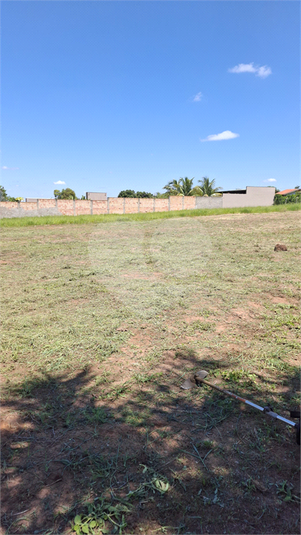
[1,210,300,535]
[0,201,300,227]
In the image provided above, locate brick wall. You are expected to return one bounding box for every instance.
[124,198,139,214]
[169,196,182,211]
[75,200,91,215]
[0,197,194,217]
[0,188,276,219]
[39,199,57,209]
[183,197,197,210]
[154,199,169,212]
[57,200,74,216]
[1,202,20,210]
[107,198,124,214]
[91,200,107,215]
[139,198,155,213]
[20,202,38,211]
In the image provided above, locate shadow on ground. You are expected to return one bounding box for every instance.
[1,351,300,535]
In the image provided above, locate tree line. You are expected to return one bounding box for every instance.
[118,177,222,198]
[0,185,23,202]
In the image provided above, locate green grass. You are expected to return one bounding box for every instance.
[1,210,300,535]
[0,202,300,227]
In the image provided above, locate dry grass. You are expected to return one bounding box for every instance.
[1,211,300,534]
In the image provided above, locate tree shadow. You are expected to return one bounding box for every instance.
[1,351,300,535]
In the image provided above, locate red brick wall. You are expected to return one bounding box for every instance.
[170,196,183,211]
[19,202,37,211]
[92,200,107,215]
[0,196,199,217]
[154,199,169,212]
[0,202,19,209]
[39,199,56,209]
[57,200,74,216]
[75,200,91,215]
[139,199,154,213]
[108,198,124,214]
[183,197,196,210]
[124,198,139,214]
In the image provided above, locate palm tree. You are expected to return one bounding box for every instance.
[163,177,202,196]
[163,179,181,196]
[198,177,222,196]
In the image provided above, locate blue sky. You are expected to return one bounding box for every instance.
[1,1,300,199]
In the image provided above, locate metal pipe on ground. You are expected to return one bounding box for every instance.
[181,370,300,445]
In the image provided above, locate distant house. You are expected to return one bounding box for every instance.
[276,188,300,196]
[86,192,107,201]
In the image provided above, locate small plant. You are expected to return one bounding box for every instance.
[82,407,109,425]
[202,440,215,449]
[242,478,256,493]
[276,480,300,503]
[71,499,131,534]
[95,372,111,386]
[190,320,214,332]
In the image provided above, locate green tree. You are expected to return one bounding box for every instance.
[0,185,8,201]
[118,190,153,198]
[118,190,136,198]
[0,185,21,202]
[198,177,222,196]
[274,192,301,205]
[136,191,153,198]
[155,191,169,199]
[163,179,182,196]
[54,188,77,200]
[163,177,201,196]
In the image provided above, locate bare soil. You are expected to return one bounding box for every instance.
[1,211,300,535]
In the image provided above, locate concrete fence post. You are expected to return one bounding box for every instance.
[55,199,58,209]
[37,199,39,210]
[107,198,110,214]
[90,200,93,215]
[138,198,140,213]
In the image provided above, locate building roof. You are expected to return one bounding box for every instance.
[220,189,246,194]
[276,188,300,195]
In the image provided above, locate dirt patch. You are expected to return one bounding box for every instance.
[1,211,300,534]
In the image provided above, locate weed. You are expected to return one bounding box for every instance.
[189,321,215,332]
[242,478,256,493]
[276,480,300,503]
[95,372,111,386]
[81,407,109,425]
[71,498,131,534]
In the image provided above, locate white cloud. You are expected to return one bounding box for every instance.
[54,180,66,185]
[256,65,272,78]
[228,62,272,78]
[201,130,239,142]
[2,166,19,170]
[264,178,277,183]
[193,92,203,102]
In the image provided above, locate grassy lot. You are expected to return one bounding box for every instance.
[1,210,300,534]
